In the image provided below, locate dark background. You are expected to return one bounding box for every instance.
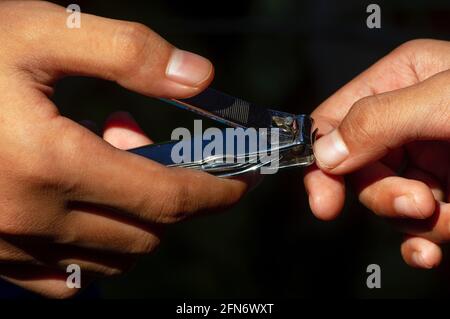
[47,0,450,298]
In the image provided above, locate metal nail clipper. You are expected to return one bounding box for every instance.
[128,88,316,177]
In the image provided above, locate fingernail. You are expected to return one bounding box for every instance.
[393,195,424,218]
[166,49,213,87]
[313,129,349,169]
[411,251,433,269]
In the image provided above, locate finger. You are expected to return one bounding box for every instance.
[49,251,136,277]
[350,162,436,219]
[0,264,89,298]
[403,167,445,202]
[0,237,40,265]
[312,39,450,124]
[33,244,137,277]
[314,70,450,174]
[303,115,344,220]
[3,2,247,223]
[61,204,161,255]
[0,233,139,277]
[401,236,442,269]
[396,202,450,243]
[103,111,152,149]
[46,115,249,225]
[304,164,345,220]
[6,1,213,98]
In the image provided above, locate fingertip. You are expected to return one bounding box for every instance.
[304,166,345,221]
[415,188,436,219]
[103,111,152,149]
[358,173,436,220]
[169,168,249,214]
[403,167,445,202]
[309,193,343,221]
[313,129,349,173]
[401,237,442,269]
[408,180,436,219]
[150,49,214,99]
[165,49,214,94]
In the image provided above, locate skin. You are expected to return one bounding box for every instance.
[0,1,250,297]
[0,0,447,297]
[304,39,449,269]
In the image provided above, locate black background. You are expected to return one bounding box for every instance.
[44,0,450,298]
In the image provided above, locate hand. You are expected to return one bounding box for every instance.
[304,39,450,269]
[0,1,249,297]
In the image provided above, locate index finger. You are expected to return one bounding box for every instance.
[1,2,247,223]
[52,117,248,224]
[1,1,214,98]
[313,39,450,124]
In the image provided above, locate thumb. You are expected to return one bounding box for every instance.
[313,70,450,174]
[6,1,213,99]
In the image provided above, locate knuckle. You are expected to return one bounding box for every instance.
[132,174,195,224]
[396,39,424,52]
[5,123,67,193]
[111,22,154,77]
[392,39,437,62]
[150,173,247,224]
[0,207,62,238]
[130,234,160,254]
[351,94,380,113]
[155,182,191,224]
[395,39,435,55]
[21,152,61,189]
[344,95,392,150]
[170,182,192,215]
[44,117,101,197]
[0,222,22,237]
[392,39,450,83]
[429,70,450,111]
[343,96,376,141]
[129,171,246,225]
[0,208,31,236]
[0,240,35,263]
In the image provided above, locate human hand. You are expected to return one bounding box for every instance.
[0,1,249,297]
[304,39,449,269]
